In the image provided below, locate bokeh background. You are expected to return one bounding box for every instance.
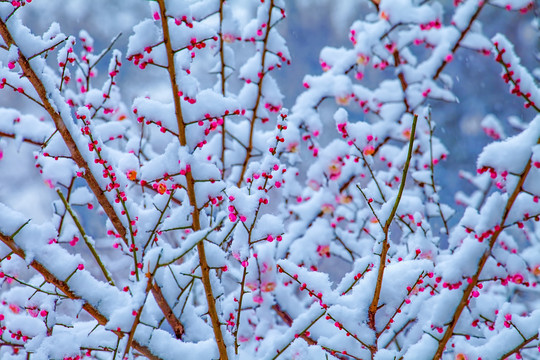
[0,0,538,227]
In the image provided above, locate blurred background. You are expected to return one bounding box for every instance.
[0,0,538,227]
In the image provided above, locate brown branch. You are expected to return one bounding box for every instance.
[123,271,156,359]
[377,273,424,340]
[219,0,227,178]
[0,231,160,360]
[234,265,249,353]
[0,131,45,146]
[156,1,228,358]
[433,1,486,80]
[0,18,127,241]
[272,305,354,360]
[236,0,275,187]
[272,304,316,346]
[494,43,540,113]
[367,115,418,358]
[499,333,538,360]
[151,282,185,339]
[392,48,410,113]
[381,318,416,349]
[433,142,538,359]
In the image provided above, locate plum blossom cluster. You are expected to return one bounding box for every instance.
[0,0,539,360]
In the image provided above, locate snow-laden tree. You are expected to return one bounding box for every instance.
[0,0,539,359]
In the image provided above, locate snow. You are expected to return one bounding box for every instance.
[478,116,540,174]
[402,334,439,360]
[0,109,54,144]
[259,304,325,360]
[148,330,218,360]
[1,1,540,359]
[492,33,540,109]
[437,236,486,282]
[127,19,161,58]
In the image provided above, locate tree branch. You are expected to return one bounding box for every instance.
[0,231,160,360]
[0,17,127,241]
[368,114,418,357]
[156,1,228,358]
[433,139,539,359]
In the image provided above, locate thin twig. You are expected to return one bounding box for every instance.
[367,114,418,357]
[433,138,540,359]
[236,0,275,187]
[0,230,160,360]
[0,17,128,241]
[156,1,228,358]
[56,189,115,286]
